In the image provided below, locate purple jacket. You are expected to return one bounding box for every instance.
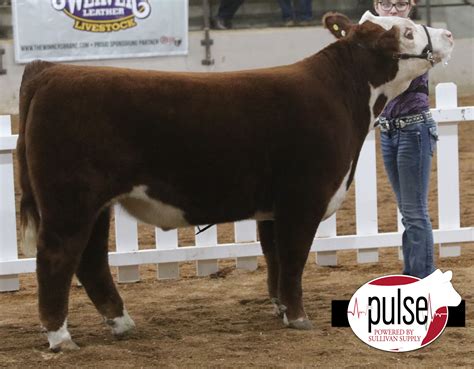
[381,72,430,119]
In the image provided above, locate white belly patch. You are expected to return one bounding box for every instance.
[322,163,352,220]
[119,185,190,230]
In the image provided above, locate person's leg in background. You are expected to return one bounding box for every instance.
[277,0,295,25]
[295,0,312,23]
[214,0,245,29]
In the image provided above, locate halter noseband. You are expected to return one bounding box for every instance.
[394,25,435,66]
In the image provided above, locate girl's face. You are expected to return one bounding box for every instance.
[374,1,413,18]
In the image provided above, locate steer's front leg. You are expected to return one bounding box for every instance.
[274,197,322,330]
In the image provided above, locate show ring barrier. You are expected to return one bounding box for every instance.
[1,83,473,292]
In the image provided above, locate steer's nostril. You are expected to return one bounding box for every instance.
[445,31,453,40]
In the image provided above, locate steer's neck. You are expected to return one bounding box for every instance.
[303,40,403,135]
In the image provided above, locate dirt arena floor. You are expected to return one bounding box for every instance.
[0,95,473,368]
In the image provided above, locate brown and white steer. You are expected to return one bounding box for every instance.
[17,11,453,351]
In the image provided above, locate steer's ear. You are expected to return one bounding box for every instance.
[322,12,353,39]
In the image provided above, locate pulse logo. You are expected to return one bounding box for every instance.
[347,270,461,352]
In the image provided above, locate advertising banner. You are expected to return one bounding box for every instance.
[12,0,188,63]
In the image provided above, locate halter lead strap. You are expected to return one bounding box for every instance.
[395,25,435,66]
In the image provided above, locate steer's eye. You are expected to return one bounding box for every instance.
[404,28,414,40]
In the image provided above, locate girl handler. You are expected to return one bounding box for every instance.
[373,0,439,278]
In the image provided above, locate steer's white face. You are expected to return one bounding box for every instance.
[360,11,454,80]
[358,11,454,127]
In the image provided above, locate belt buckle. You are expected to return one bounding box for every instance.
[398,119,407,129]
[380,121,390,131]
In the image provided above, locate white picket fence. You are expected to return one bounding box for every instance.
[1,83,473,292]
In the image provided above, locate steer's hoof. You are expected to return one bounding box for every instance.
[113,327,135,340]
[50,338,80,353]
[46,321,79,352]
[270,298,286,317]
[283,315,313,330]
[105,310,136,338]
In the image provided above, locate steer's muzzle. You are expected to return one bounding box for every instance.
[428,26,455,64]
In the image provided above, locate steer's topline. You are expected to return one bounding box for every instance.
[17,11,453,351]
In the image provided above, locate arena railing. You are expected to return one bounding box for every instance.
[0,83,473,292]
[421,0,473,26]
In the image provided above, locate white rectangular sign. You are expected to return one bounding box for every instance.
[12,0,188,63]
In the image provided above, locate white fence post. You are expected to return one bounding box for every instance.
[234,220,258,270]
[356,130,379,263]
[195,226,218,276]
[435,83,461,258]
[316,215,337,266]
[155,228,179,279]
[397,210,404,261]
[0,115,19,292]
[114,204,140,283]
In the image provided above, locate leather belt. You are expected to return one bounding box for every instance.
[379,111,432,132]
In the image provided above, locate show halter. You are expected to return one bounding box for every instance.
[394,25,435,66]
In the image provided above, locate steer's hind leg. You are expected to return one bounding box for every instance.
[274,194,322,330]
[36,220,94,352]
[75,208,135,338]
[257,220,285,317]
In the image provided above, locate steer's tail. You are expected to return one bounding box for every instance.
[17,60,54,257]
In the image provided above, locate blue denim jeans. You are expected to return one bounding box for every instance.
[277,0,312,21]
[380,113,438,279]
[217,0,244,20]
